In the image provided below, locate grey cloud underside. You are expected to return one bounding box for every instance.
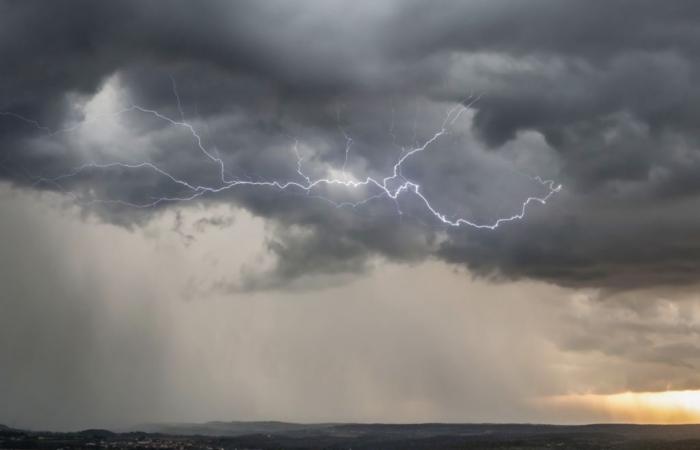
[3,0,700,289]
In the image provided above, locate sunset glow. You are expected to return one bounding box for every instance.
[545,390,700,424]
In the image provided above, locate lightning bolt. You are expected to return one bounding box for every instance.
[0,83,561,229]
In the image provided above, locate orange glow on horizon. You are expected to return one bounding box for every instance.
[544,390,700,424]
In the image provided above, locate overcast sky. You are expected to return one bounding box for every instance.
[3,0,700,431]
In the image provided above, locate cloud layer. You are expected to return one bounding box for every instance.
[3,0,700,290]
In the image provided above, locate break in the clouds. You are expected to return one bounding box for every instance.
[4,1,700,289]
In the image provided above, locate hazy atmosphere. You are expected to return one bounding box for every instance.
[3,0,700,432]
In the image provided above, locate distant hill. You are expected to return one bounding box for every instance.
[134,420,327,436]
[6,422,700,449]
[76,429,117,438]
[130,421,700,440]
[0,424,22,437]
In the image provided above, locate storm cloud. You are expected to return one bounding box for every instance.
[4,0,700,290]
[8,1,700,430]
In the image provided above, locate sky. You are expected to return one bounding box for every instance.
[3,0,700,430]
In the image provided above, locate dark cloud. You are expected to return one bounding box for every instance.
[3,0,700,289]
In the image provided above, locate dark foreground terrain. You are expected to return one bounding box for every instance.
[4,422,700,450]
